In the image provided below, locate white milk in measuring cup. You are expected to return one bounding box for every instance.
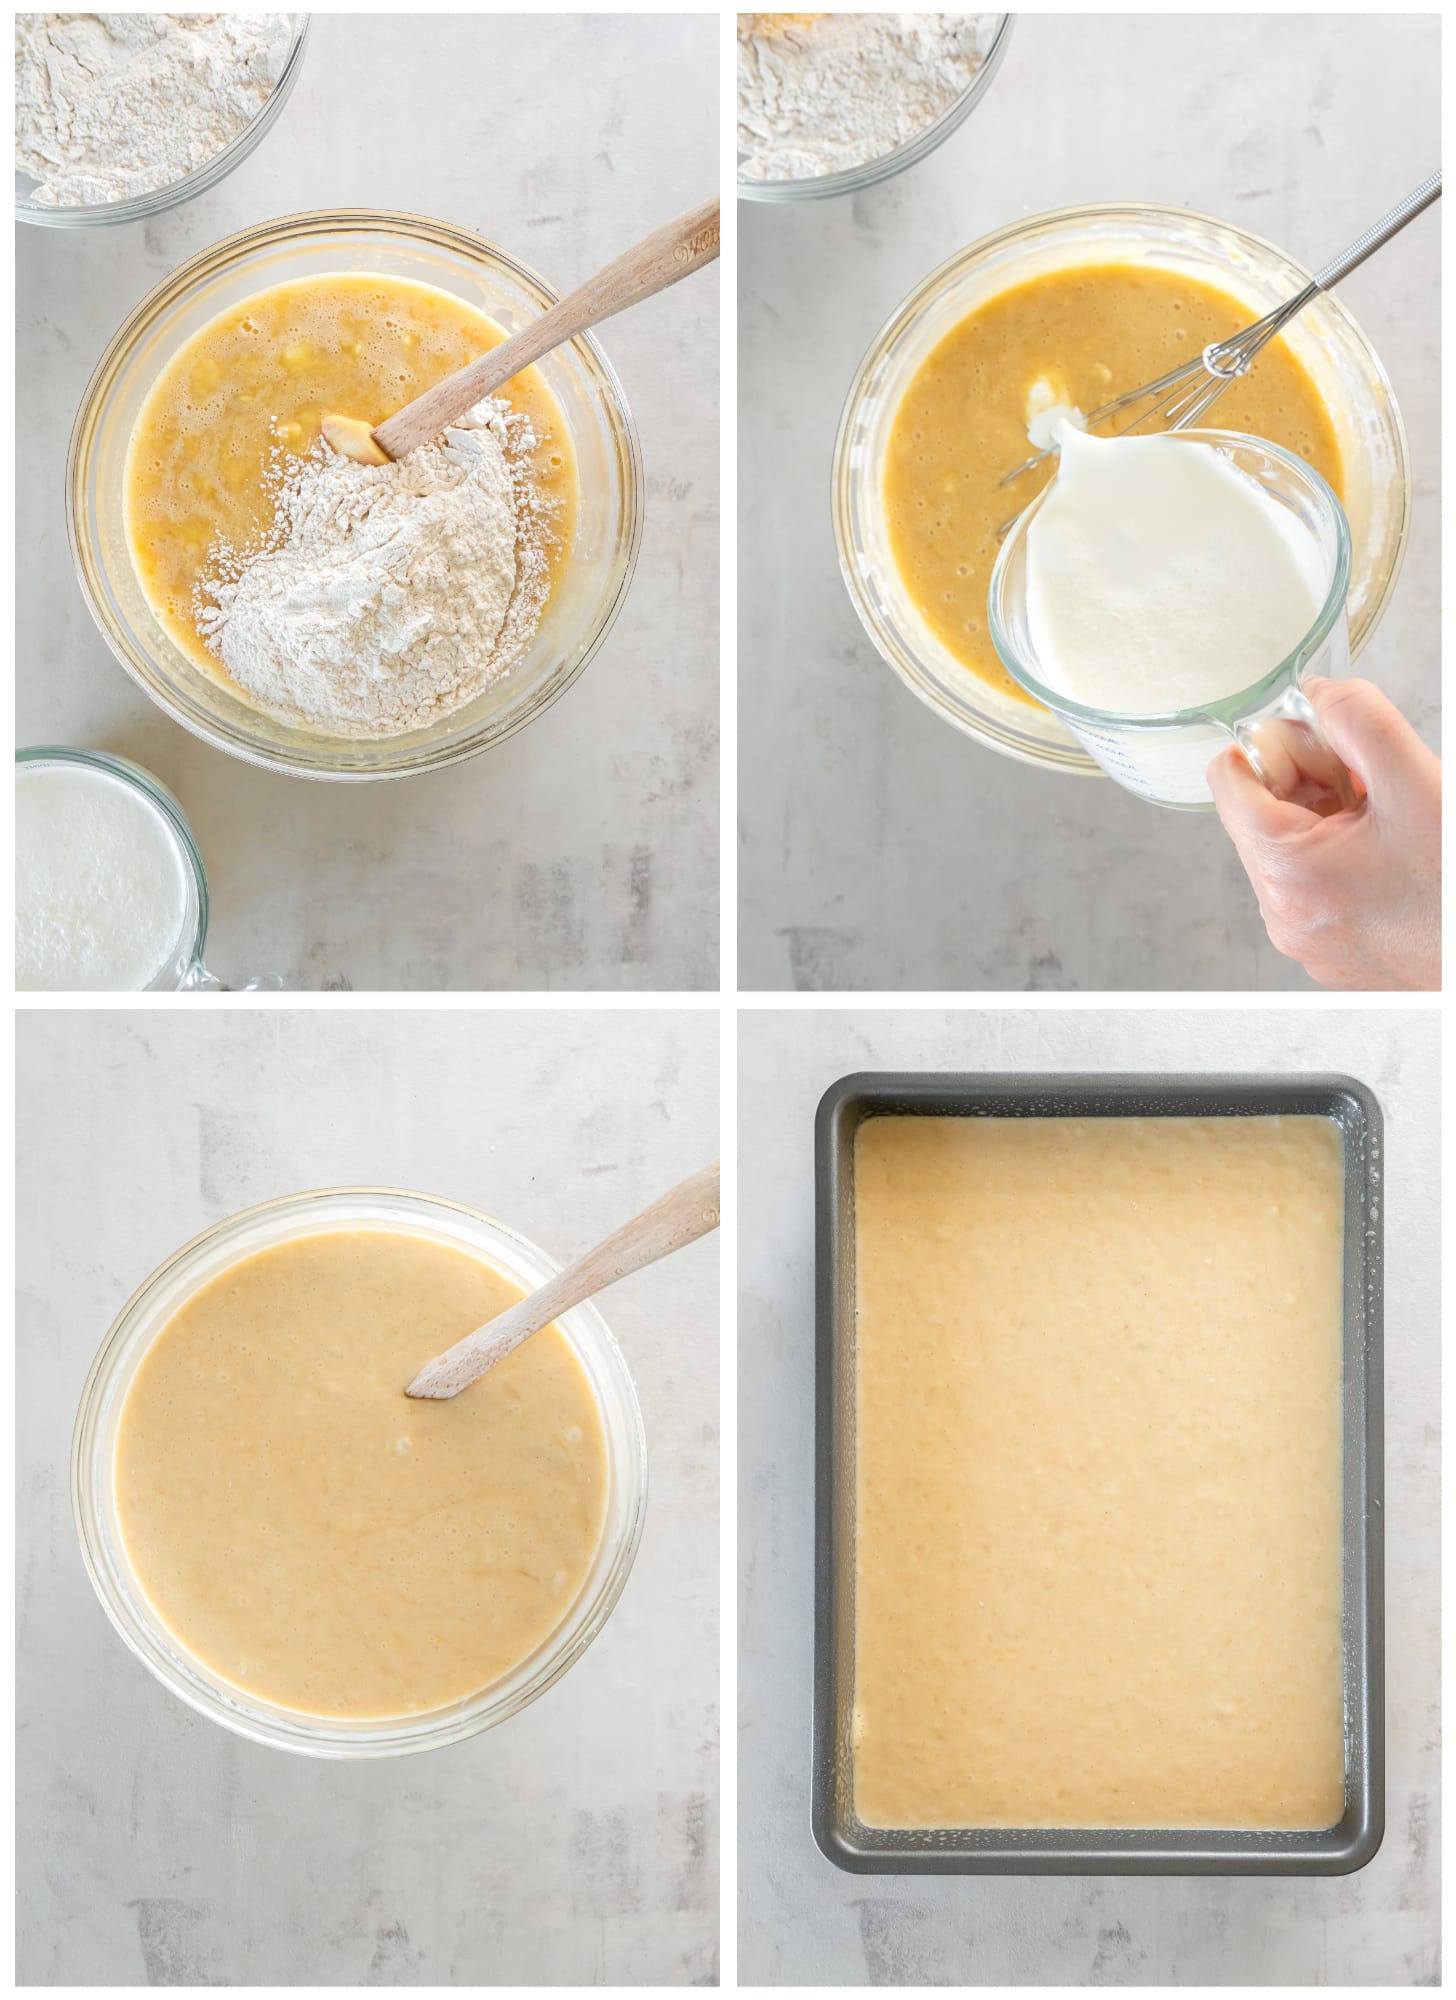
[988,427,1354,811]
[15,749,280,991]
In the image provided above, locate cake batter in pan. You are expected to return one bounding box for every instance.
[813,1072,1383,1874]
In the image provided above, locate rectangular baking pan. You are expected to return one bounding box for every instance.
[813,1072,1384,1876]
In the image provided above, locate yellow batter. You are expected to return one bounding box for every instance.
[884,264,1345,702]
[124,273,577,682]
[114,1229,607,1720]
[853,1113,1346,1831]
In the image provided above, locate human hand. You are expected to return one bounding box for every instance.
[1206,677,1440,991]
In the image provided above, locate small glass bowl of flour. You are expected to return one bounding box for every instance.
[15,14,309,228]
[737,13,1012,201]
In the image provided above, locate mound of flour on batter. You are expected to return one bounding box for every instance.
[197,400,555,739]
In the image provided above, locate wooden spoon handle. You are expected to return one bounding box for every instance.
[373,196,721,460]
[405,1162,721,1400]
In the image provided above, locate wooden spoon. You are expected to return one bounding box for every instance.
[324,196,720,466]
[406,1162,720,1400]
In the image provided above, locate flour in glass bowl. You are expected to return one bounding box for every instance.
[15,14,294,208]
[196,399,558,740]
[737,13,999,183]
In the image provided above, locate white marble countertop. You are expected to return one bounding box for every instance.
[738,1007,1438,1984]
[739,13,1440,991]
[17,1009,719,1985]
[17,14,719,991]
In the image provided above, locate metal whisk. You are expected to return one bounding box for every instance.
[998,173,1441,492]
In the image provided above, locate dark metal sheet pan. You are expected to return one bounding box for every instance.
[813,1072,1384,1875]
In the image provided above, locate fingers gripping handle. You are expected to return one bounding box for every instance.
[1234,684,1358,816]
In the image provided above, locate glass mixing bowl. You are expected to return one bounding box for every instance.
[69,210,643,780]
[738,15,1013,203]
[72,1188,649,1758]
[16,17,310,229]
[833,202,1411,775]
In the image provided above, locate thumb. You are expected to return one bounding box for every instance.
[1304,677,1437,803]
[1206,743,1312,856]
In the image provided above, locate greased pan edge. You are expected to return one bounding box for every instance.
[811,1071,1384,1875]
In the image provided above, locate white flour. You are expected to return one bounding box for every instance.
[737,12,997,182]
[15,13,293,207]
[198,401,555,739]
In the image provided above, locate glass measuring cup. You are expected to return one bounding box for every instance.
[15,748,278,991]
[987,431,1356,812]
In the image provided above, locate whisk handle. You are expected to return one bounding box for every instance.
[1312,172,1441,292]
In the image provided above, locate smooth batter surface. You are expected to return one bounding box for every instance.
[115,1228,607,1720]
[852,1113,1346,1830]
[125,273,577,682]
[883,263,1344,702]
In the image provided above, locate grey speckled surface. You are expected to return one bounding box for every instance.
[738,13,1440,991]
[18,14,718,991]
[738,1007,1439,1984]
[17,1010,719,1985]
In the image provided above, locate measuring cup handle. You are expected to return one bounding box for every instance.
[1232,684,1359,816]
[182,966,283,993]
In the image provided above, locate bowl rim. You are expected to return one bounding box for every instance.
[831,198,1412,771]
[66,207,645,781]
[71,1185,651,1758]
[15,15,311,229]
